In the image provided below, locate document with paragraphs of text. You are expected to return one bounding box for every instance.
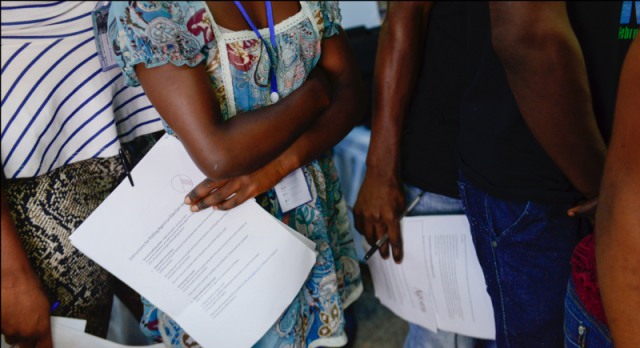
[366,215,496,339]
[70,135,317,348]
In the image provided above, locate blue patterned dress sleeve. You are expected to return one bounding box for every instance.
[107,1,214,87]
[319,1,342,38]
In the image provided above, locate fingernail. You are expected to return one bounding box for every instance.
[184,196,191,204]
[190,205,199,212]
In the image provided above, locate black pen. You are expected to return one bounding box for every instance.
[361,191,424,262]
[119,148,134,186]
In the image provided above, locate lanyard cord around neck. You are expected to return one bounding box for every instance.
[234,1,280,103]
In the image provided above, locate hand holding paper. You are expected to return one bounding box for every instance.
[366,215,495,339]
[70,135,317,348]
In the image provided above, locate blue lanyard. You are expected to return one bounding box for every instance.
[234,1,279,102]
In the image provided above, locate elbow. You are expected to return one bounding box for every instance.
[191,149,239,181]
[491,26,521,62]
[196,158,228,182]
[492,25,570,68]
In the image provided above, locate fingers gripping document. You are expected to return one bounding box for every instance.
[366,215,496,339]
[69,135,317,348]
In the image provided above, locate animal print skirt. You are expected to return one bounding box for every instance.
[3,134,160,337]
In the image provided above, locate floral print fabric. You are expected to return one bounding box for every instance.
[108,1,362,347]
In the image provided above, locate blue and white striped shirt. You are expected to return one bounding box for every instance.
[1,1,164,179]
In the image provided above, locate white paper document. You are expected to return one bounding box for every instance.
[367,215,495,339]
[70,135,317,348]
[1,317,164,348]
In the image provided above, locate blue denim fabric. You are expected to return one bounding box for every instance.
[332,126,372,260]
[402,185,478,348]
[564,278,613,348]
[458,175,589,348]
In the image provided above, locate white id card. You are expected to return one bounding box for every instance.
[92,1,118,72]
[274,168,312,213]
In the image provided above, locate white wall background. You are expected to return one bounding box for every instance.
[339,1,381,29]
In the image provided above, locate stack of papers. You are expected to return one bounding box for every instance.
[366,215,496,339]
[70,135,317,348]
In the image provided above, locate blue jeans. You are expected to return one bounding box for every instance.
[402,185,477,348]
[564,278,613,348]
[458,175,589,348]
[332,126,372,260]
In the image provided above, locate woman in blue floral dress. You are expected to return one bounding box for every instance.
[108,1,364,347]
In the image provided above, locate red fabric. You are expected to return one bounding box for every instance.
[571,232,608,326]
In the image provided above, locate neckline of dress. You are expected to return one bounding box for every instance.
[202,1,307,40]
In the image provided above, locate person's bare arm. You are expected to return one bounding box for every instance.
[353,1,433,263]
[1,180,52,348]
[266,28,366,178]
[596,37,640,348]
[135,61,330,181]
[490,1,606,202]
[185,29,365,210]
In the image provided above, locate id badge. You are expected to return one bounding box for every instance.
[92,1,118,72]
[274,168,312,213]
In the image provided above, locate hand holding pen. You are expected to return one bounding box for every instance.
[361,192,424,262]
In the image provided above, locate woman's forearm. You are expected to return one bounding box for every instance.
[181,31,365,212]
[1,181,53,348]
[1,186,37,286]
[136,63,331,180]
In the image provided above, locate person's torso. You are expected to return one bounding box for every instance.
[459,1,637,203]
[1,1,163,179]
[401,1,469,198]
[144,1,328,120]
